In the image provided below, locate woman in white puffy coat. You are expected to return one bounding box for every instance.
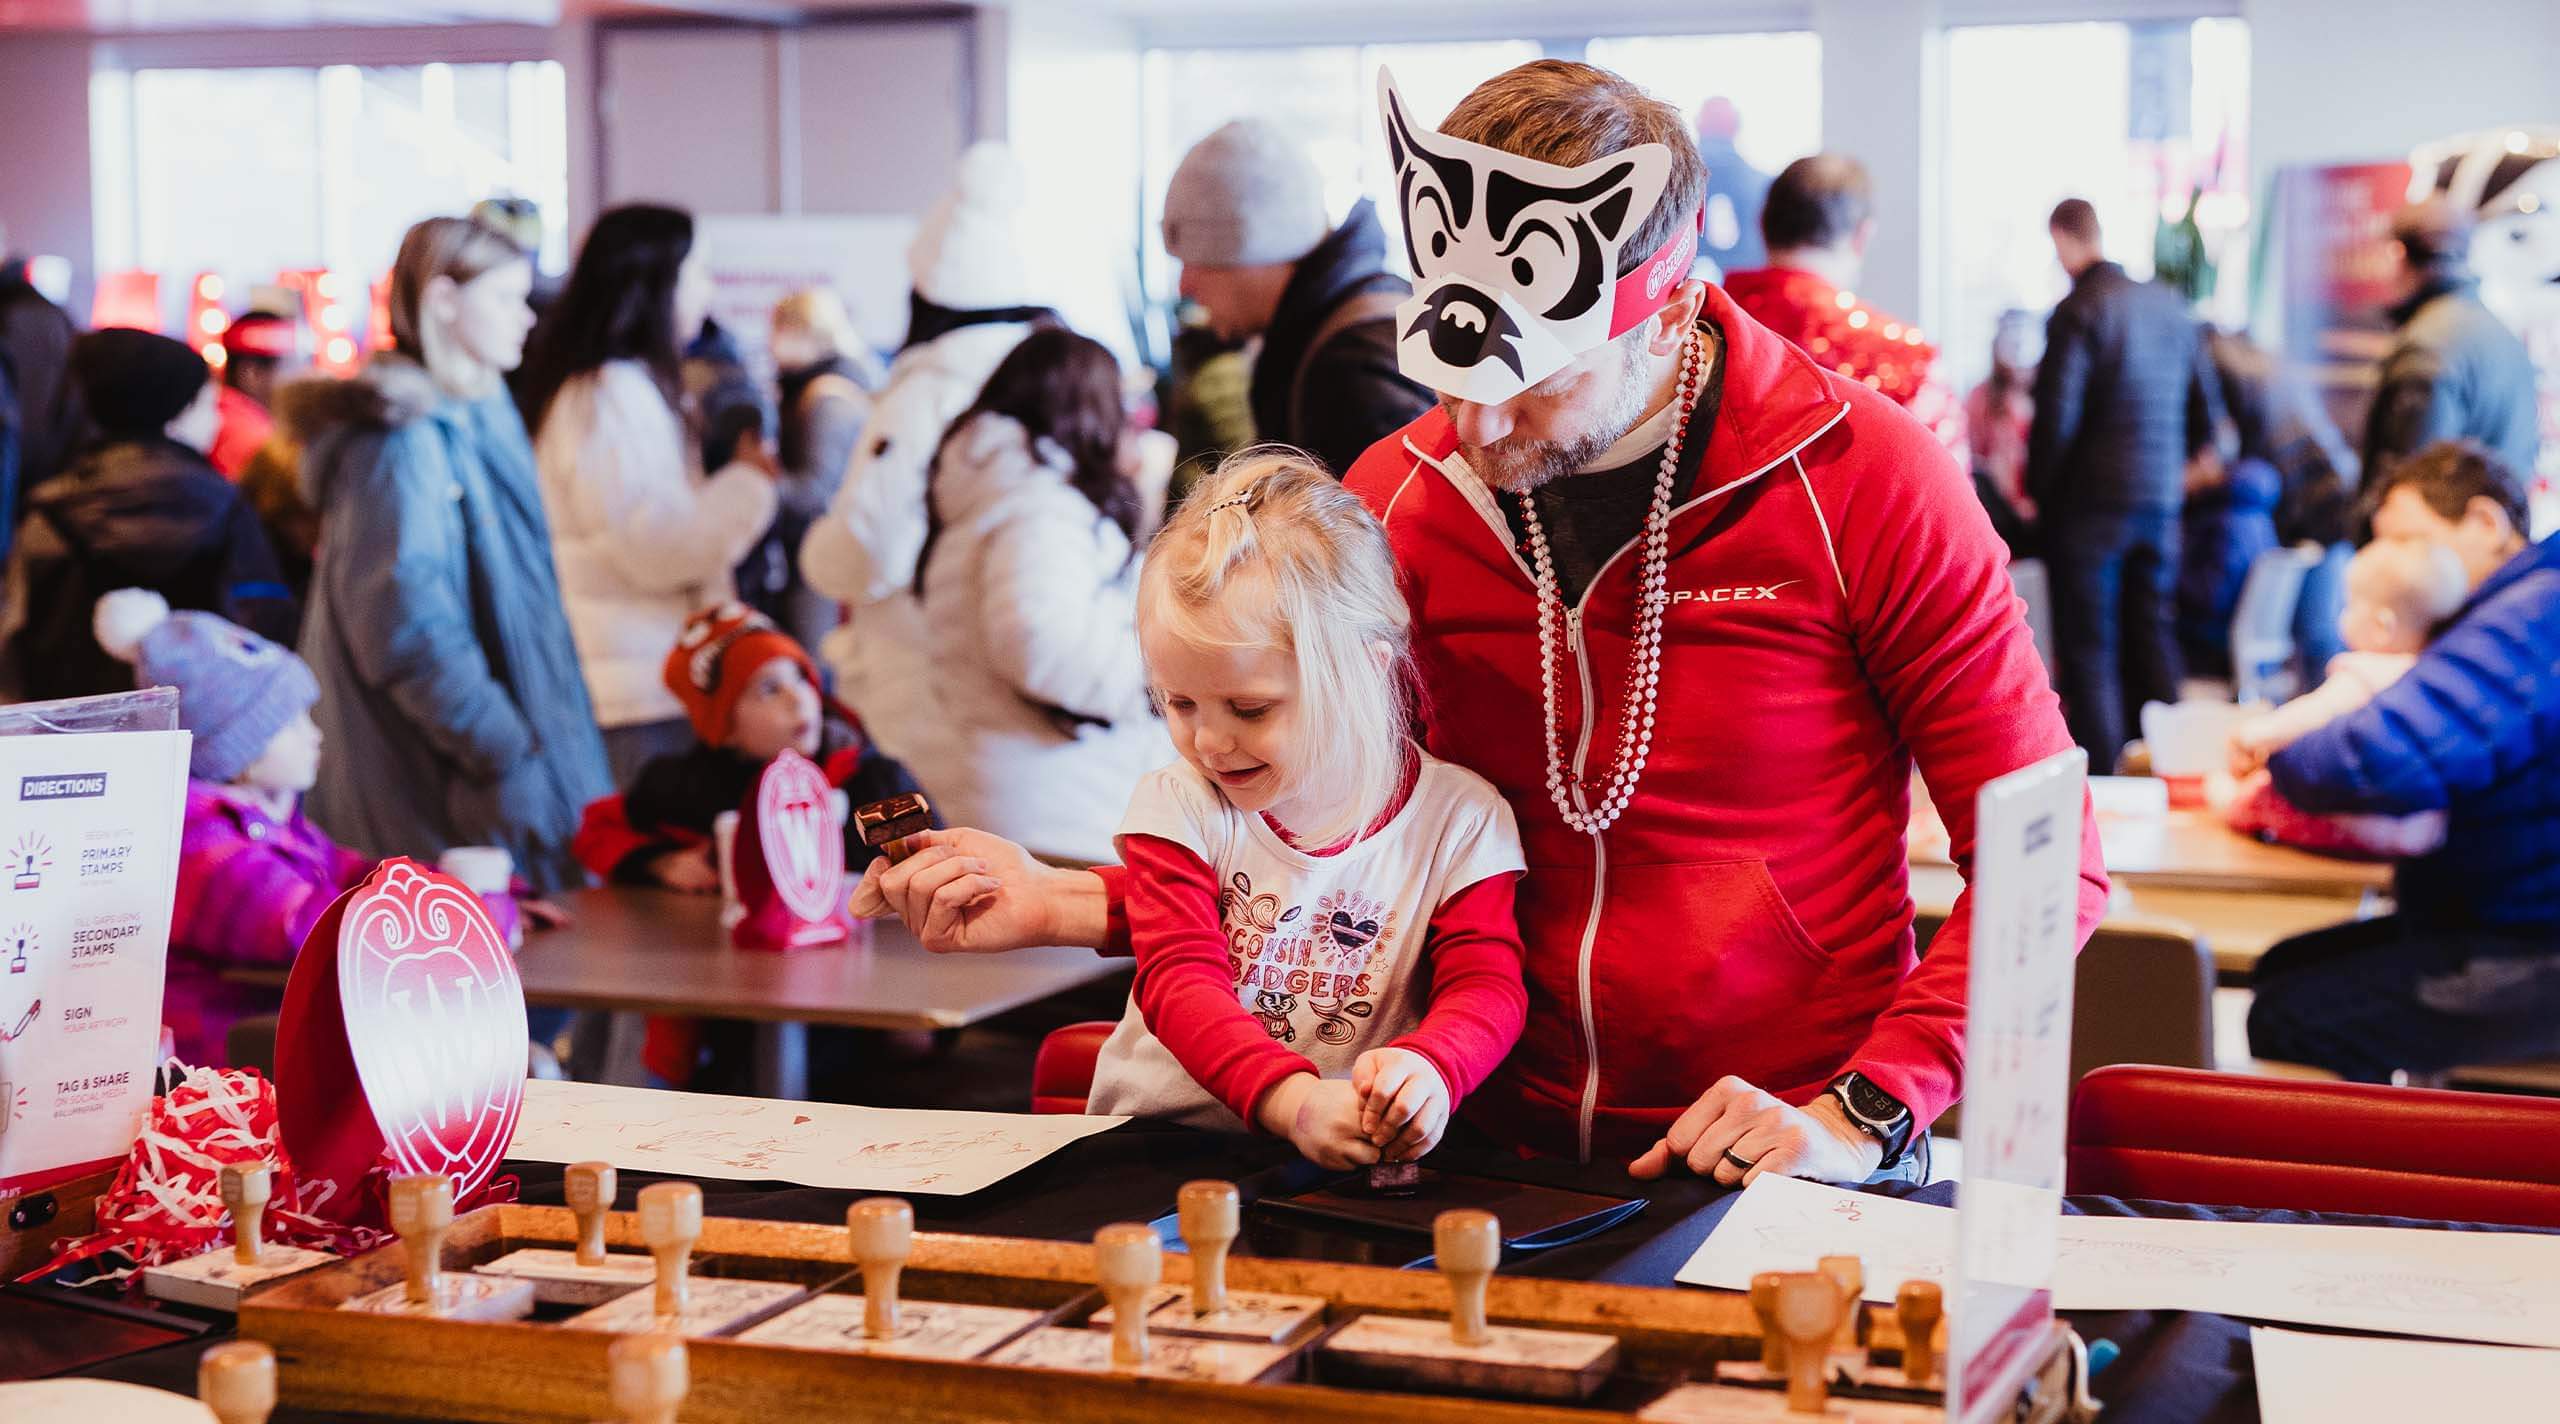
[520,204,778,779]
[799,143,1062,749]
[894,327,1168,863]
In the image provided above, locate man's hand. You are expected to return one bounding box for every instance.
[1352,1048,1450,1162]
[1257,1074,1380,1171]
[1627,1075,1884,1187]
[849,828,1098,954]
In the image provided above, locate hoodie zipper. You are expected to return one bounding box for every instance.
[1429,400,1852,1162]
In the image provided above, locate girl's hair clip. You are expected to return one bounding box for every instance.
[1200,481,1262,517]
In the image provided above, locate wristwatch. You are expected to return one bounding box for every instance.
[1827,1072,1916,1169]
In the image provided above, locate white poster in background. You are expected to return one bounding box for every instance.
[0,728,190,1193]
[694,213,921,380]
[1949,748,2087,1424]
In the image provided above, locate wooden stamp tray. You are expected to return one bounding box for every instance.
[238,1203,2081,1424]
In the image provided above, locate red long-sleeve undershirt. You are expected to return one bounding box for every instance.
[1120,833,1526,1129]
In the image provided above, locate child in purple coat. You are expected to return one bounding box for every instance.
[96,588,372,1066]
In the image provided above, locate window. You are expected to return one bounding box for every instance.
[91,60,568,339]
[1939,18,2250,390]
[1138,41,1541,309]
[1585,33,1821,277]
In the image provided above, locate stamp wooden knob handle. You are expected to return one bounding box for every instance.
[199,1339,276,1424]
[565,1161,617,1267]
[1817,1254,1865,1349]
[637,1182,702,1317]
[848,1197,913,1339]
[1434,1208,1500,1348]
[1750,1270,1787,1372]
[1095,1222,1162,1367]
[220,1161,271,1266]
[607,1332,687,1424]
[1896,1279,1944,1388]
[386,1174,453,1307]
[1177,1180,1239,1317]
[1774,1272,1841,1415]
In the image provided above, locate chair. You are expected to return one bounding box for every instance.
[1916,916,2214,1139]
[2229,544,2322,706]
[2067,1064,2560,1228]
[1032,1019,1116,1114]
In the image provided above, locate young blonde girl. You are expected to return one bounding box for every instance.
[1085,453,1529,1168]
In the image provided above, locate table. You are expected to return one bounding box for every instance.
[42,1126,2553,1424]
[1911,802,2392,897]
[1908,864,2370,982]
[232,888,1128,1100]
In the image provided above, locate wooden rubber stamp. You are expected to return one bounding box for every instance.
[198,1339,275,1424]
[1817,1255,1865,1353]
[1752,1270,1787,1373]
[1096,1222,1161,1367]
[607,1333,687,1424]
[1895,1280,1943,1388]
[1090,1180,1326,1346]
[1774,1272,1840,1414]
[1319,1208,1619,1402]
[481,1161,656,1306]
[143,1162,336,1311]
[341,1174,532,1321]
[855,793,933,864]
[567,1181,803,1337]
[740,1195,1042,1359]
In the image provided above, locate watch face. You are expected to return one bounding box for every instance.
[1842,1075,1908,1126]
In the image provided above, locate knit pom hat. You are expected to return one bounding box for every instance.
[71,328,211,438]
[664,603,826,746]
[907,143,1051,312]
[1160,119,1330,268]
[95,589,319,783]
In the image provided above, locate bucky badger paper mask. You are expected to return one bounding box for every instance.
[1380,68,1700,404]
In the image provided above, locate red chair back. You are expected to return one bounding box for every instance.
[2068,1064,2560,1228]
[1031,1020,1117,1114]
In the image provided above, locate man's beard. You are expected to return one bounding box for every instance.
[1457,334,1660,495]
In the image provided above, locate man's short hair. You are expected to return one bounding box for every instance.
[2362,438,2528,538]
[2048,198,2101,245]
[1439,60,1705,277]
[1760,154,1872,254]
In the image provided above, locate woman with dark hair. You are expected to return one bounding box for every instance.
[894,326,1166,862]
[291,215,610,894]
[525,203,779,780]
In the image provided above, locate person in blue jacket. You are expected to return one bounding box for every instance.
[2244,441,2560,1080]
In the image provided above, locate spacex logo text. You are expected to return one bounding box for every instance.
[1670,580,1800,606]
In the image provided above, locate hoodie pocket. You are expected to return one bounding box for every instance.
[1584,858,1837,1111]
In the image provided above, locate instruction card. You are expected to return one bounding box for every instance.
[507,1078,1125,1195]
[0,726,190,1193]
[1682,1175,2560,1349]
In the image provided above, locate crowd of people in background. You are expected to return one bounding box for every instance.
[0,58,2550,1097]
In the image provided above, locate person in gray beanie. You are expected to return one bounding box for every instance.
[1161,119,1429,479]
[94,587,374,1067]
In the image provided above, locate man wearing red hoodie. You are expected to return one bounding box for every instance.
[862,61,2107,1188]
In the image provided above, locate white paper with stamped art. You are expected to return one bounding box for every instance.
[505,1078,1125,1195]
[0,691,190,1195]
[1946,748,2086,1421]
[1680,1175,2560,1348]
[2249,1326,2560,1423]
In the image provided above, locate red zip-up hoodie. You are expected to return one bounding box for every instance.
[1342,285,2109,1163]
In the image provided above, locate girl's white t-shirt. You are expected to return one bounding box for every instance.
[1086,751,1525,1129]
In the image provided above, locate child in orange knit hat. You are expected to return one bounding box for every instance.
[575,602,928,892]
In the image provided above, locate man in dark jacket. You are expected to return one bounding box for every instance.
[2246,442,2560,1081]
[2362,199,2541,487]
[0,329,293,702]
[1159,119,1430,480]
[2028,197,2227,769]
